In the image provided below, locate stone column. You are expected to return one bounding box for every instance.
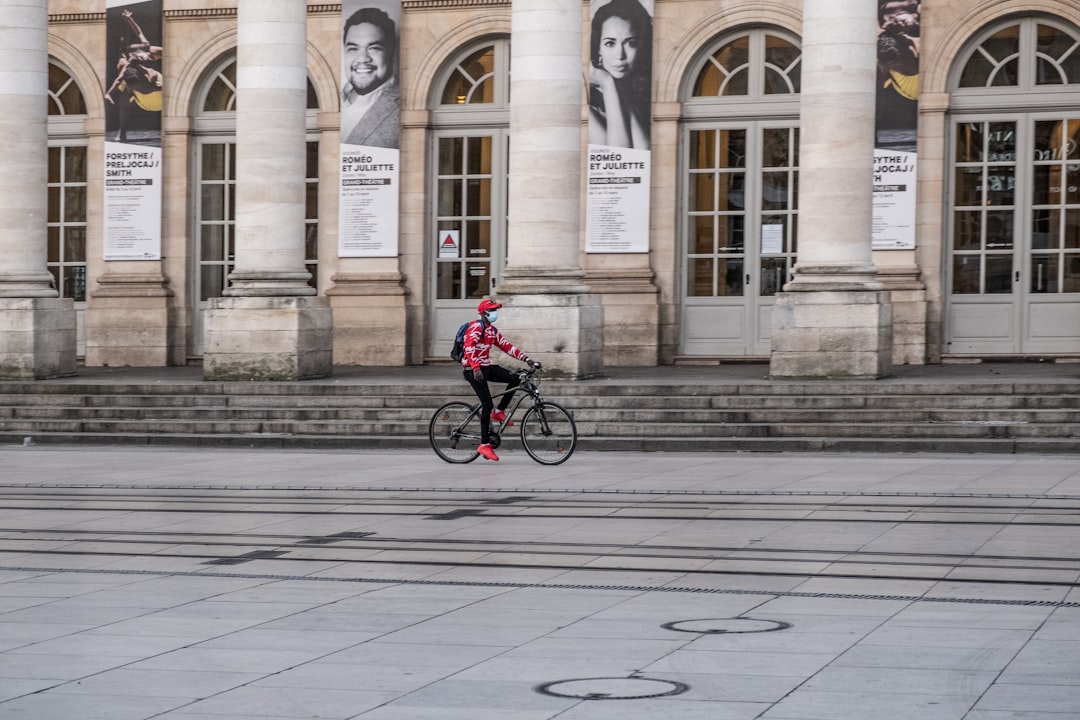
[497,0,602,378]
[0,0,76,379]
[203,0,332,380]
[769,0,892,379]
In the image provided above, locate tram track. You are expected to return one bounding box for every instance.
[0,485,1077,589]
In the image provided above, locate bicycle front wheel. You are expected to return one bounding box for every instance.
[429,401,481,463]
[520,401,577,465]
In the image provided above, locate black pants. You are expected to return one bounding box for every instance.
[464,365,520,444]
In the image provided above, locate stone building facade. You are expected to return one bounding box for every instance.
[7,0,1080,377]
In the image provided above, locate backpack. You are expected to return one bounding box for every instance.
[449,321,472,363]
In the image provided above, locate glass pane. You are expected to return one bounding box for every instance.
[467,136,492,174]
[201,265,225,301]
[959,54,995,88]
[306,263,317,289]
[306,142,319,179]
[201,224,225,262]
[984,25,1020,62]
[1032,165,1052,205]
[1064,255,1080,293]
[204,63,237,111]
[762,128,790,167]
[1036,24,1077,85]
[760,257,787,296]
[1032,209,1054,250]
[465,220,491,257]
[306,183,318,220]
[465,262,490,298]
[1068,166,1080,204]
[65,225,87,264]
[991,58,1019,87]
[1067,210,1080,249]
[761,171,789,210]
[987,121,1016,158]
[953,211,981,251]
[1037,58,1064,86]
[986,166,1015,206]
[690,216,713,254]
[689,172,714,212]
[441,47,495,105]
[985,210,1013,249]
[952,255,981,294]
[66,146,86,181]
[438,179,461,216]
[689,130,714,169]
[985,255,1013,293]
[465,178,491,216]
[719,215,745,252]
[436,261,462,299]
[719,257,744,296]
[438,137,463,175]
[305,223,318,259]
[48,147,60,184]
[954,167,982,206]
[713,37,749,93]
[693,63,721,97]
[764,35,800,94]
[64,266,87,302]
[688,258,713,296]
[955,123,984,163]
[306,80,319,110]
[722,130,746,168]
[47,226,60,263]
[202,144,226,181]
[719,172,745,211]
[201,185,225,221]
[64,187,85,223]
[47,186,59,222]
[1031,254,1058,293]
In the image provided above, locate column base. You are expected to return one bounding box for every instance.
[85,273,173,367]
[769,288,893,380]
[585,269,658,366]
[0,298,76,380]
[203,296,332,381]
[326,273,406,366]
[496,293,603,379]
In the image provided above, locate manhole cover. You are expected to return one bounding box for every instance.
[662,617,791,634]
[534,677,688,700]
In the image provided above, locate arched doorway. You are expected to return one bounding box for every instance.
[678,28,801,356]
[946,16,1080,356]
[426,39,511,359]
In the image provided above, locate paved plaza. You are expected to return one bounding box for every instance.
[0,445,1078,719]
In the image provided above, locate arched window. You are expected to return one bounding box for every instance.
[679,28,801,357]
[46,62,87,309]
[946,17,1080,356]
[190,56,321,355]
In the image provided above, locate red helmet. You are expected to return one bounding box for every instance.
[477,299,502,314]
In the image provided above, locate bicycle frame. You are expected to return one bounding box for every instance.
[469,369,544,436]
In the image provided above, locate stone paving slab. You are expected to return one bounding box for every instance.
[0,447,1076,719]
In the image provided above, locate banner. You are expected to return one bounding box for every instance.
[585,0,653,253]
[339,0,402,258]
[872,0,921,250]
[103,0,163,260]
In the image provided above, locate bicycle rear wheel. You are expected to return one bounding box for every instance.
[520,401,577,465]
[429,401,481,463]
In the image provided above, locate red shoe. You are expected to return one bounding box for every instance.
[478,443,499,461]
[491,409,513,426]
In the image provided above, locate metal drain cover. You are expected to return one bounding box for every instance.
[662,617,791,634]
[534,677,688,700]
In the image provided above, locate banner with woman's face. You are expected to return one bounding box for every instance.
[585,0,654,254]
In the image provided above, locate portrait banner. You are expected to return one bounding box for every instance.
[872,0,921,251]
[103,0,163,261]
[585,0,653,253]
[339,0,402,258]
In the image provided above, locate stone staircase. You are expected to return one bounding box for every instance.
[1,366,1079,453]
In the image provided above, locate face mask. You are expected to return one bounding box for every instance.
[485,311,499,323]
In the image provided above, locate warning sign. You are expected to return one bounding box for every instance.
[438,230,460,258]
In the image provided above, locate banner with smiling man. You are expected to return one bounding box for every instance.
[338,0,402,258]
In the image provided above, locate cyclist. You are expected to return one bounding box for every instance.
[461,298,541,461]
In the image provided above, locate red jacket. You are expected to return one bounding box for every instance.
[461,320,527,371]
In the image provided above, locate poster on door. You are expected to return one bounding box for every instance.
[585,0,653,254]
[338,0,402,258]
[103,0,163,261]
[872,0,920,250]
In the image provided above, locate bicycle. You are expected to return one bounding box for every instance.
[428,366,578,465]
